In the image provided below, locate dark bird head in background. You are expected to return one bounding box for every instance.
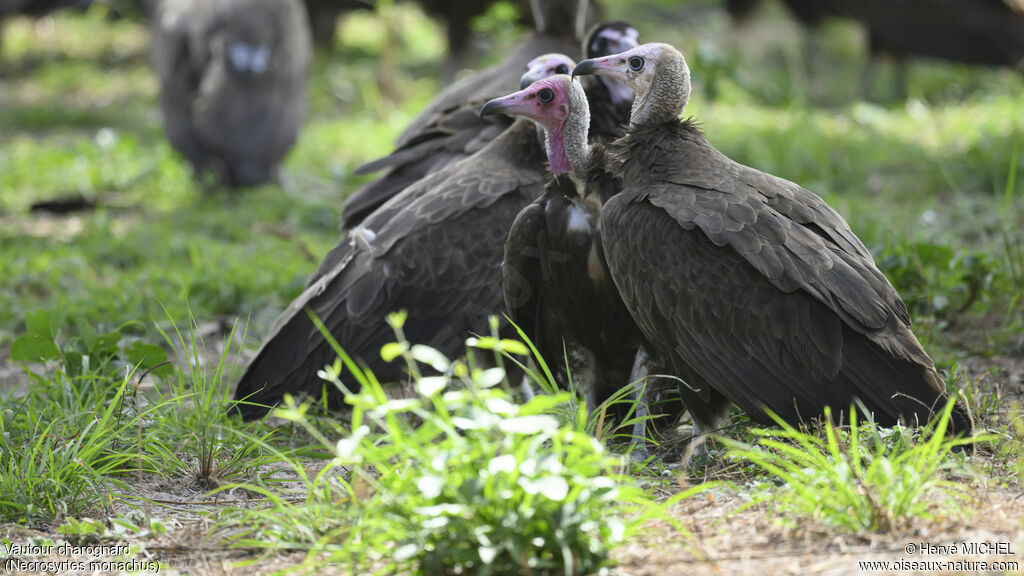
[520,53,575,89]
[582,20,640,106]
[573,42,690,124]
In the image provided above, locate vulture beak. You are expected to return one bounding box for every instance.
[573,55,624,82]
[480,97,512,118]
[481,87,540,117]
[571,58,599,78]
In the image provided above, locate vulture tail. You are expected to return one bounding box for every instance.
[838,323,973,436]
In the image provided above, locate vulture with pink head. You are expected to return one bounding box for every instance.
[482,76,652,445]
[233,28,641,419]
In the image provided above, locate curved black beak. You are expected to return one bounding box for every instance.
[572,59,598,78]
[519,76,531,90]
[480,98,508,118]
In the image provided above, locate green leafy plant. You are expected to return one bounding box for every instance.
[721,401,985,533]
[223,313,698,575]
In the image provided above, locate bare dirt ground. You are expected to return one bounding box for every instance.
[2,472,1022,575]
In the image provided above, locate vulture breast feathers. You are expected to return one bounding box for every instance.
[233,119,546,419]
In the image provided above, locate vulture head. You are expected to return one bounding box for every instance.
[583,21,640,106]
[573,42,690,127]
[481,75,590,177]
[521,54,576,89]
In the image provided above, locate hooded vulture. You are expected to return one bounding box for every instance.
[482,74,647,408]
[235,41,639,419]
[483,75,660,453]
[339,12,639,229]
[152,0,312,188]
[234,119,546,419]
[573,43,973,455]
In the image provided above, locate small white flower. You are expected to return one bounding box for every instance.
[498,415,558,435]
[417,475,444,499]
[488,454,517,475]
[335,425,369,462]
[485,397,518,416]
[416,376,448,398]
[478,546,499,564]
[475,367,505,388]
[394,544,418,561]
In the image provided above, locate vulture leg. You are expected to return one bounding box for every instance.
[859,51,877,101]
[519,374,535,402]
[628,347,651,460]
[892,54,909,101]
[676,382,732,469]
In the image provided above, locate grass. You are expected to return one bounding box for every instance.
[0,346,139,526]
[0,1,1022,573]
[721,402,984,534]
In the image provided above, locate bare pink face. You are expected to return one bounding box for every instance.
[480,75,573,132]
[520,54,576,89]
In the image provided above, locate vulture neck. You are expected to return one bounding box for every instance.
[631,56,690,129]
[546,84,591,185]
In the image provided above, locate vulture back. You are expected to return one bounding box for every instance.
[152,0,312,188]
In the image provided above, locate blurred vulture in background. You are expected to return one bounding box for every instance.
[340,1,617,229]
[151,0,312,188]
[414,0,592,82]
[234,20,640,421]
[727,0,1024,98]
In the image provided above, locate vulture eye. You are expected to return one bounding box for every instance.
[628,56,645,71]
[555,64,569,74]
[537,88,554,103]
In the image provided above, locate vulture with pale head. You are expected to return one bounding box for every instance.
[573,43,973,456]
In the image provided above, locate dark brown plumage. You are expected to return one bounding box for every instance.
[574,44,972,452]
[341,16,635,229]
[151,0,312,188]
[233,119,547,419]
